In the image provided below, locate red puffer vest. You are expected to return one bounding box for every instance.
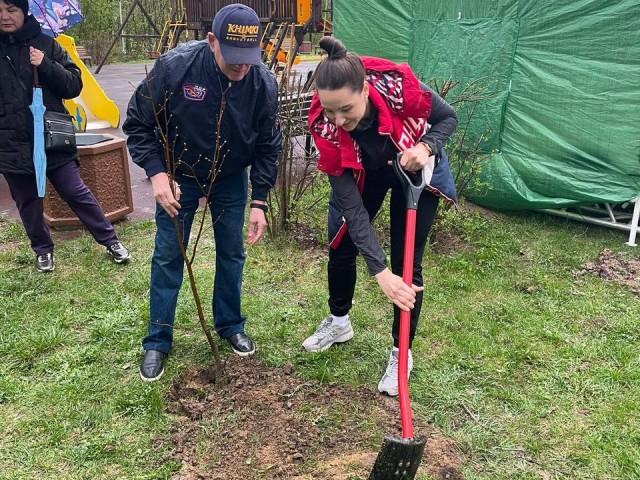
[308,56,431,183]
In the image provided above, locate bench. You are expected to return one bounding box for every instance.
[299,40,312,54]
[75,45,92,67]
[268,39,312,56]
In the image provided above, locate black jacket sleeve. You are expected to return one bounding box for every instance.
[419,82,458,155]
[329,170,387,276]
[37,41,82,100]
[122,60,168,178]
[249,80,281,200]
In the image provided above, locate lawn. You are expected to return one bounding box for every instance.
[0,203,638,479]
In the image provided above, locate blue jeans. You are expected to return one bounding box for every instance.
[142,170,248,353]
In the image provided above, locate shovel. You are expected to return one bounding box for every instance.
[369,153,427,479]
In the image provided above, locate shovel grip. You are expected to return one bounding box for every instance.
[392,153,425,211]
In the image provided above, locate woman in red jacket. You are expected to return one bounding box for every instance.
[304,36,457,396]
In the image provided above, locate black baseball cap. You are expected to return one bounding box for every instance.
[212,4,262,66]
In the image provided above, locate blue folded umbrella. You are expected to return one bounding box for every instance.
[29,86,47,198]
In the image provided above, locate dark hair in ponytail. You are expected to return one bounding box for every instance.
[315,37,366,93]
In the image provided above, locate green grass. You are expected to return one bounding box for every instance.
[0,206,638,479]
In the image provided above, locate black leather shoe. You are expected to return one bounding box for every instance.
[227,333,255,357]
[139,349,166,382]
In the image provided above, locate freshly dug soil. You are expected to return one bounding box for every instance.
[579,248,640,296]
[164,357,464,479]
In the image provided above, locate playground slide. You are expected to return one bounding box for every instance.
[55,34,120,131]
[264,42,301,65]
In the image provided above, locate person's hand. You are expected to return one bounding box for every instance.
[394,143,435,173]
[150,173,181,217]
[374,268,424,311]
[29,47,45,67]
[247,205,267,245]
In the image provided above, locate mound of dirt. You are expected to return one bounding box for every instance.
[579,249,640,296]
[163,357,463,479]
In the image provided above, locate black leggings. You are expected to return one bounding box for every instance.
[327,172,440,348]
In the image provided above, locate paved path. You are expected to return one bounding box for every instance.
[0,60,317,226]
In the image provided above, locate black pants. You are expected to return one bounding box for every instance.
[327,172,439,348]
[4,161,117,255]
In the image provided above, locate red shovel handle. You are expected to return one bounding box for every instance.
[393,153,424,440]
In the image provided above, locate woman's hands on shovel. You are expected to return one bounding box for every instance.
[389,143,435,174]
[375,268,424,311]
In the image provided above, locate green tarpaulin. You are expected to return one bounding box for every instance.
[334,0,640,209]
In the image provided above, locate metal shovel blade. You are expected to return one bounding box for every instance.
[369,434,427,479]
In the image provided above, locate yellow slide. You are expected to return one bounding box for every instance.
[56,34,119,131]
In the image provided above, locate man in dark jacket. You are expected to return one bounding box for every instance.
[123,3,281,382]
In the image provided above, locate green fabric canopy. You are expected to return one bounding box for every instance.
[334,0,640,209]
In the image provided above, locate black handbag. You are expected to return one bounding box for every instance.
[44,110,77,152]
[3,50,78,153]
[33,66,77,152]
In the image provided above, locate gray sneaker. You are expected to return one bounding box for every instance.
[302,315,354,352]
[106,241,131,264]
[35,252,55,272]
[377,349,413,396]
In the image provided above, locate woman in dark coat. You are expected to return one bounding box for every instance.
[0,0,130,271]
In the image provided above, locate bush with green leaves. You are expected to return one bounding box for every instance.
[68,0,171,64]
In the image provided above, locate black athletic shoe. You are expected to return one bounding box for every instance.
[227,333,256,357]
[36,252,55,272]
[139,349,166,382]
[106,241,131,264]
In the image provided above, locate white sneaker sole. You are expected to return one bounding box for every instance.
[378,381,399,396]
[303,327,354,352]
[139,367,164,383]
[232,346,256,357]
[109,253,131,264]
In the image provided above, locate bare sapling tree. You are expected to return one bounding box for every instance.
[141,70,229,379]
[267,66,324,235]
[430,76,497,206]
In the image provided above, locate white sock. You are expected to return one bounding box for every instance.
[331,314,349,326]
[392,347,412,358]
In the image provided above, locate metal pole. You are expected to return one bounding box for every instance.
[119,0,126,53]
[541,206,640,247]
[95,0,137,74]
[625,197,639,247]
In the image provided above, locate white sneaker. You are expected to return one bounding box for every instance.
[302,315,354,352]
[378,349,413,396]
